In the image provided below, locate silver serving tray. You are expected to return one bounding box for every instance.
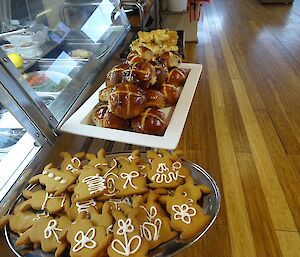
[4,152,220,257]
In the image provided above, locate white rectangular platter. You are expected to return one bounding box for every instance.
[61,63,202,149]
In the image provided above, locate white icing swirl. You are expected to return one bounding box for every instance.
[33,211,49,221]
[48,173,54,178]
[82,174,106,194]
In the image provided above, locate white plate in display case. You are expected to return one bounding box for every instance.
[61,63,202,149]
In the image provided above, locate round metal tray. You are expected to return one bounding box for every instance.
[5,153,220,257]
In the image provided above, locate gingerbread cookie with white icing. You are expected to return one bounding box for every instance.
[16,215,71,257]
[174,176,211,203]
[97,158,119,201]
[108,208,149,257]
[62,213,112,257]
[134,191,177,249]
[146,149,190,188]
[60,152,86,174]
[114,158,148,197]
[89,202,114,235]
[19,189,70,214]
[85,148,109,169]
[74,166,109,201]
[0,210,46,235]
[117,150,147,174]
[160,194,211,240]
[67,194,103,221]
[29,163,78,196]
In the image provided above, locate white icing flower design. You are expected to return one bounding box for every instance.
[73,227,97,252]
[172,204,196,224]
[111,218,142,256]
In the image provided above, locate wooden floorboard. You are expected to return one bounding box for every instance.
[176,0,300,256]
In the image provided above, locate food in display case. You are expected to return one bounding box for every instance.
[130,29,179,56]
[0,149,220,257]
[24,71,72,93]
[69,49,93,60]
[92,44,186,136]
[0,44,17,53]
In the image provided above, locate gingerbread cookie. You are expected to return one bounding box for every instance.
[19,189,70,214]
[108,208,148,257]
[62,213,112,257]
[67,194,103,221]
[74,166,108,201]
[146,149,190,188]
[114,158,148,197]
[0,210,47,234]
[60,152,86,174]
[85,148,109,169]
[29,163,78,196]
[174,176,210,203]
[16,215,71,257]
[97,159,119,201]
[134,191,177,249]
[89,202,114,235]
[160,194,211,240]
[117,150,148,176]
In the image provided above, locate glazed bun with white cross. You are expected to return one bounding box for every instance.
[108,83,146,120]
[131,108,167,135]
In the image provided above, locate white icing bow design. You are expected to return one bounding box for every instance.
[44,219,62,244]
[73,228,97,252]
[111,218,142,256]
[66,157,81,173]
[120,171,139,189]
[172,204,196,224]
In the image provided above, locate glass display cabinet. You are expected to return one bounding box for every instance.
[0,0,130,215]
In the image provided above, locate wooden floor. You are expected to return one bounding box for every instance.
[176,0,300,256]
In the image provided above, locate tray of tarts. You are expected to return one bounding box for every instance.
[0,148,220,257]
[61,30,202,149]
